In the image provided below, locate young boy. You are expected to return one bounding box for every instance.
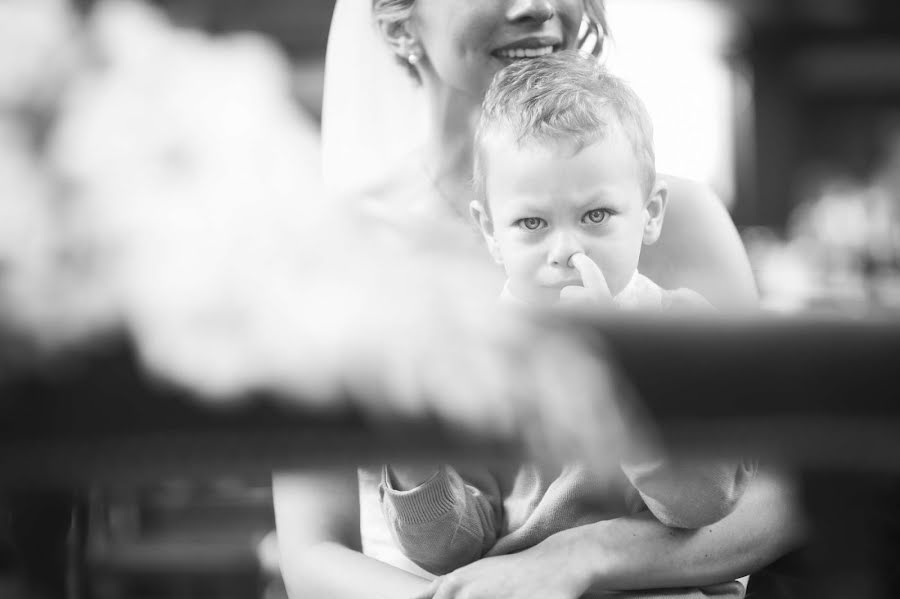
[378,52,755,596]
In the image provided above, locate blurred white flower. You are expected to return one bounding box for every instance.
[2,0,636,469]
[0,0,77,107]
[0,125,57,319]
[0,0,78,340]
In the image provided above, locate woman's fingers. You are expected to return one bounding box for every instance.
[409,576,442,599]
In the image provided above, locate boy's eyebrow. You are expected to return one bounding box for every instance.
[506,200,551,214]
[503,187,628,217]
[576,189,627,209]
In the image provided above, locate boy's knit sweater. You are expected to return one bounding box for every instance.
[377,272,757,598]
[380,458,756,575]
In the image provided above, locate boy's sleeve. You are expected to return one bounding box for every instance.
[621,457,758,529]
[663,287,716,312]
[623,286,755,529]
[378,464,502,575]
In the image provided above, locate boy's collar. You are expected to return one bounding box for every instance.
[501,271,660,310]
[499,281,533,307]
[613,271,664,310]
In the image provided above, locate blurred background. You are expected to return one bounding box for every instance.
[2,0,900,598]
[49,0,900,317]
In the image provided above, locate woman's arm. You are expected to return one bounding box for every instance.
[641,175,758,311]
[417,468,804,599]
[272,468,431,599]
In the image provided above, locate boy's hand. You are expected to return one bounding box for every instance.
[558,253,613,310]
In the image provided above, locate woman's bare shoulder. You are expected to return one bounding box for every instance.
[639,175,759,310]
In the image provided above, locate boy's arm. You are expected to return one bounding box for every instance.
[379,464,502,575]
[621,456,758,529]
[413,468,803,599]
[617,285,757,529]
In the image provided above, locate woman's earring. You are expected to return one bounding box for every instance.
[407,50,421,66]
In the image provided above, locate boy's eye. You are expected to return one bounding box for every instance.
[583,209,611,225]
[517,217,546,231]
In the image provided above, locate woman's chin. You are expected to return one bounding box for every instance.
[490,55,521,68]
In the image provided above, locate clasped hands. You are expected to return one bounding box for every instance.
[409,539,591,599]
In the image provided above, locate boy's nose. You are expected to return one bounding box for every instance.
[547,232,582,268]
[506,0,557,25]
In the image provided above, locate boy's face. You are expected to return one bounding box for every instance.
[473,122,666,306]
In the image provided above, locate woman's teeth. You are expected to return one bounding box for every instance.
[495,45,555,59]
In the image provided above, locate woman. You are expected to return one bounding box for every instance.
[320,0,757,309]
[274,1,801,598]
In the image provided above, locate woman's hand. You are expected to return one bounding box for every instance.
[410,544,591,599]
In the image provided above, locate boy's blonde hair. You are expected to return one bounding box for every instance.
[474,51,656,204]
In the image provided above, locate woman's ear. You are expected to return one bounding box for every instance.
[470,200,503,265]
[642,179,668,246]
[375,15,422,63]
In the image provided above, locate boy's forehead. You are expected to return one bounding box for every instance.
[482,117,637,177]
[481,133,568,199]
[482,121,647,210]
[481,125,580,157]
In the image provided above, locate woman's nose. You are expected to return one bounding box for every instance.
[547,231,581,267]
[506,0,557,25]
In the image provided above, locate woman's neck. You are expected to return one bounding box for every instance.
[421,80,482,216]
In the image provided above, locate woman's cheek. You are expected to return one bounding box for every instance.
[448,12,503,92]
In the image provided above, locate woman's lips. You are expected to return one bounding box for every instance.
[493,45,556,59]
[491,36,562,59]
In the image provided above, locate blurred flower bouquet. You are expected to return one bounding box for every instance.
[0,0,638,469]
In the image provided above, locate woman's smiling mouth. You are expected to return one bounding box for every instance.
[492,36,562,60]
[493,45,556,59]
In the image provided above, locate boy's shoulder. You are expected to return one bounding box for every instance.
[623,272,713,313]
[660,286,715,313]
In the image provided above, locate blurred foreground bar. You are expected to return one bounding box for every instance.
[2,316,899,598]
[1,314,900,484]
[0,333,513,487]
[573,313,900,470]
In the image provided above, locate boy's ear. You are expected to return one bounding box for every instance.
[470,200,503,265]
[642,179,668,246]
[375,15,421,62]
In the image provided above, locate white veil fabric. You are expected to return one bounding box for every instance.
[319,2,445,574]
[321,0,428,199]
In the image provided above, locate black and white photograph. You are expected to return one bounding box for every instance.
[1,1,899,598]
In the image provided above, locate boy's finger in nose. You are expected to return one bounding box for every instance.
[570,253,611,296]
